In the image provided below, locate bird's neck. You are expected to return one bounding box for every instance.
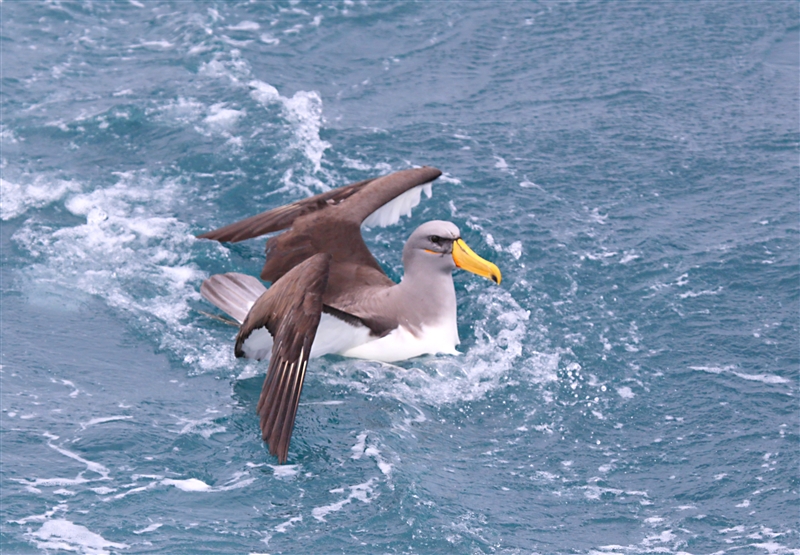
[395,266,458,330]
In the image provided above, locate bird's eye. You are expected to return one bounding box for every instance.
[429,235,442,245]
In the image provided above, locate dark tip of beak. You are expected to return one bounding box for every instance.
[491,275,499,284]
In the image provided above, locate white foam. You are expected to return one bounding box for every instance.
[583,484,623,500]
[38,441,111,484]
[311,478,377,522]
[1,177,82,220]
[203,103,245,130]
[90,487,116,495]
[324,286,531,409]
[12,172,233,374]
[617,386,635,399]
[162,478,212,492]
[750,541,797,554]
[350,432,393,477]
[171,415,226,439]
[367,447,393,477]
[280,90,329,173]
[269,464,300,479]
[212,472,256,491]
[274,515,302,533]
[248,80,281,104]
[260,33,281,45]
[29,519,129,555]
[351,432,368,459]
[105,482,158,502]
[154,97,205,125]
[133,523,162,535]
[689,366,789,385]
[678,287,723,299]
[137,40,173,49]
[438,173,462,185]
[229,21,260,31]
[199,50,252,84]
[53,489,77,496]
[79,416,133,430]
[342,156,380,171]
[157,471,254,494]
[249,80,331,175]
[485,233,523,260]
[642,529,676,546]
[731,372,789,385]
[195,54,329,183]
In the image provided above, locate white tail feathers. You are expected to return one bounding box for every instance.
[200,272,267,324]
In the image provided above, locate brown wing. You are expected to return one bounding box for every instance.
[258,167,441,285]
[331,166,442,225]
[196,167,441,243]
[196,177,378,243]
[197,167,442,284]
[235,254,331,463]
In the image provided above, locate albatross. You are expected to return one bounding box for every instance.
[196,166,501,462]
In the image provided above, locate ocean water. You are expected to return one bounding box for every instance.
[1,1,798,553]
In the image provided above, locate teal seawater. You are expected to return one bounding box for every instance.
[1,2,798,554]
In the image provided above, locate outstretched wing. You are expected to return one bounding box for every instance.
[196,177,378,243]
[197,166,442,323]
[234,254,331,463]
[333,166,441,226]
[259,167,442,286]
[196,167,441,244]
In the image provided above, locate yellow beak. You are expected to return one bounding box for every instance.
[452,238,502,285]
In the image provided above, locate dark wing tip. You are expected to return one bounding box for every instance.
[243,254,330,463]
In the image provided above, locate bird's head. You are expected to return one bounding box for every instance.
[403,220,502,285]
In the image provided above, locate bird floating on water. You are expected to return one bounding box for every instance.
[197,166,501,462]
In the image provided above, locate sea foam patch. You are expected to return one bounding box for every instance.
[689,365,790,385]
[29,519,129,555]
[248,79,331,177]
[10,171,232,373]
[1,176,83,221]
[311,478,378,522]
[323,286,532,409]
[194,47,331,186]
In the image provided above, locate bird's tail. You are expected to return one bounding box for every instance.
[200,272,267,324]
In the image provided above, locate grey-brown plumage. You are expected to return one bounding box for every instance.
[200,273,266,324]
[234,254,330,463]
[199,167,440,286]
[198,166,502,463]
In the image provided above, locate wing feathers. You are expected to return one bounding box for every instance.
[361,181,435,228]
[196,167,444,462]
[195,167,441,243]
[196,177,377,243]
[341,166,442,225]
[236,253,331,463]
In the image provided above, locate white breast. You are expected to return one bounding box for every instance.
[239,326,273,360]
[310,313,373,358]
[239,308,460,363]
[340,318,460,363]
